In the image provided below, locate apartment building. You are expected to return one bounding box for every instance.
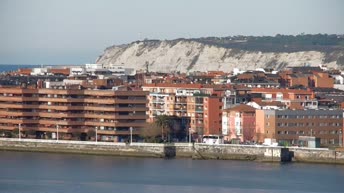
[280,67,334,88]
[250,88,318,109]
[0,87,148,142]
[143,83,223,137]
[203,96,222,135]
[256,109,344,147]
[222,104,256,143]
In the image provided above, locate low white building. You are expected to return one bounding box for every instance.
[31,68,48,76]
[70,67,86,76]
[107,65,136,76]
[332,75,344,84]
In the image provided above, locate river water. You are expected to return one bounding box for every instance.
[0,151,343,193]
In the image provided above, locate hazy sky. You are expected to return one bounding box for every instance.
[1,0,343,64]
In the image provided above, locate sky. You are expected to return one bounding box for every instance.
[1,0,344,65]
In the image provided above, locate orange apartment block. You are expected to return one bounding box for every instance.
[288,74,309,88]
[250,88,317,109]
[48,68,70,76]
[0,87,148,142]
[203,96,222,135]
[280,68,334,88]
[310,72,334,88]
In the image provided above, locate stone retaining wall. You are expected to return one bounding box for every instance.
[1,138,343,164]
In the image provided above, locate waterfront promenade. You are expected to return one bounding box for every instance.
[1,138,343,164]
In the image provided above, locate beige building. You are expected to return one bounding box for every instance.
[256,109,344,147]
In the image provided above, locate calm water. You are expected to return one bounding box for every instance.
[0,152,343,193]
[0,64,41,73]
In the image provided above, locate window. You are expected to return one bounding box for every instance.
[321,139,328,144]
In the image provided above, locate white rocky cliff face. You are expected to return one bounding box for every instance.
[96,40,343,72]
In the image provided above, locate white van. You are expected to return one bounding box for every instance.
[202,135,224,144]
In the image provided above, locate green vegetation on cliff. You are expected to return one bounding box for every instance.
[191,34,344,53]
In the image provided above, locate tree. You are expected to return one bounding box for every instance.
[11,128,19,138]
[25,130,37,138]
[139,122,161,143]
[87,129,96,141]
[155,115,172,142]
[243,121,256,142]
[71,129,82,140]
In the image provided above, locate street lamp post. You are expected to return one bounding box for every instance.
[56,125,59,142]
[95,126,98,143]
[339,130,342,147]
[189,127,191,144]
[19,124,21,140]
[130,127,133,145]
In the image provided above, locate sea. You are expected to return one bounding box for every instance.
[0,151,343,193]
[0,64,41,73]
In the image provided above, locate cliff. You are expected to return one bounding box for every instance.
[96,36,344,73]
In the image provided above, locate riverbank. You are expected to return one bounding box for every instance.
[1,138,343,164]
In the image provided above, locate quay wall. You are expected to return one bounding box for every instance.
[1,138,344,164]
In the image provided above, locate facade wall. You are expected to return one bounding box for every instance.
[144,84,225,136]
[260,109,344,147]
[49,68,70,76]
[223,107,256,143]
[0,87,148,141]
[203,97,222,135]
[255,110,266,143]
[187,96,204,134]
[290,76,308,87]
[242,112,256,141]
[312,72,334,88]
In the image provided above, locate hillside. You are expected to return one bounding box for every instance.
[96,34,344,72]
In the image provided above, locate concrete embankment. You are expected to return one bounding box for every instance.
[1,138,344,164]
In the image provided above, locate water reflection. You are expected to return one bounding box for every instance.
[0,151,343,193]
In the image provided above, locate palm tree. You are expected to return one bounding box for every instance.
[155,115,172,142]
